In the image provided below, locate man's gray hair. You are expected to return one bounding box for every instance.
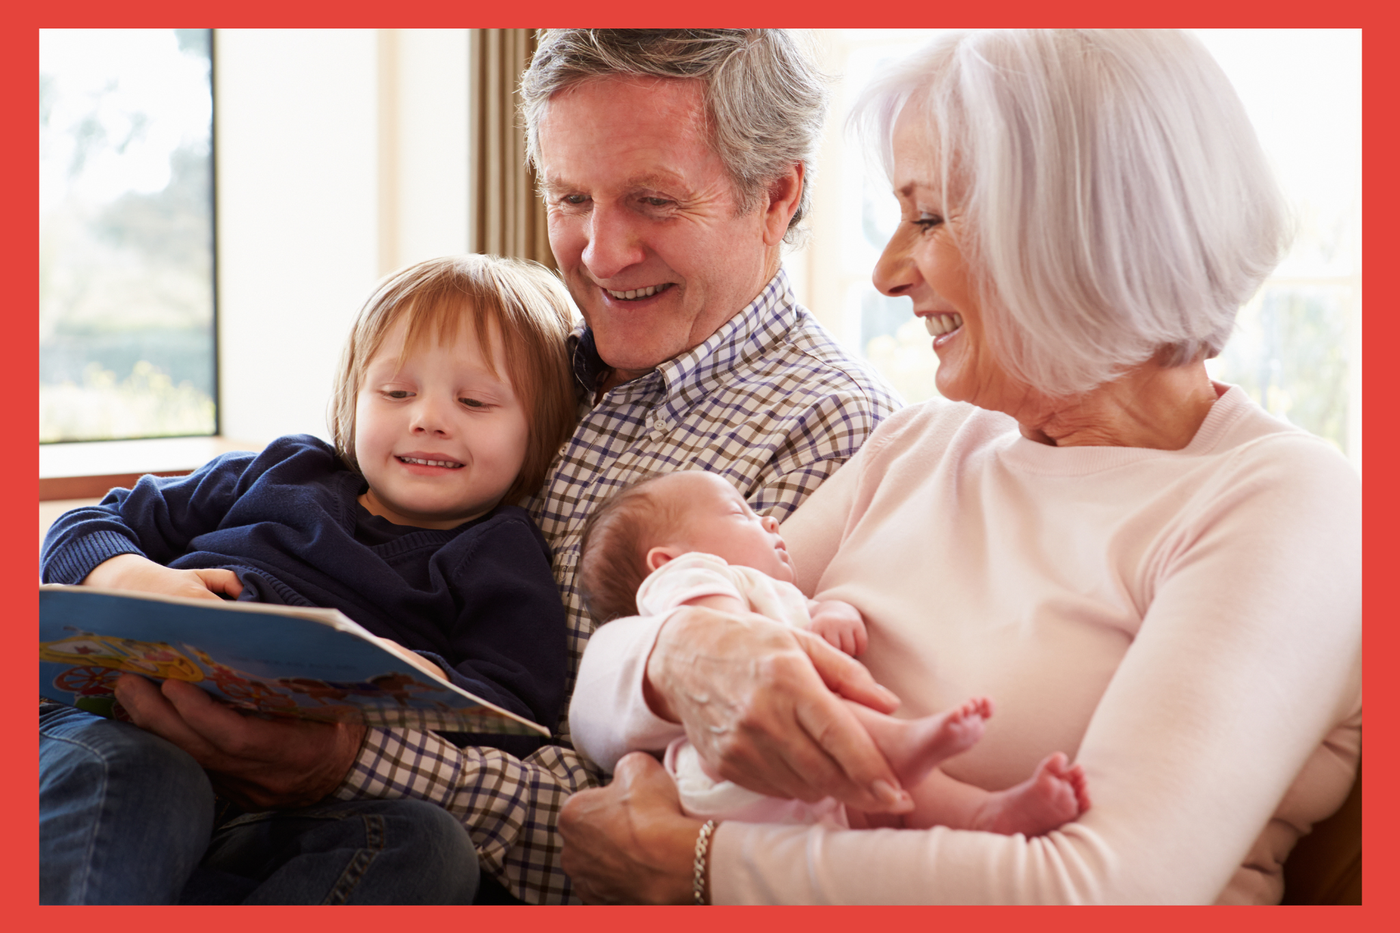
[520,29,829,244]
[854,30,1292,397]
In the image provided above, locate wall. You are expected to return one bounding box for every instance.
[215,29,471,446]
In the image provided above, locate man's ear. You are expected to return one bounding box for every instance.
[645,545,684,572]
[760,163,804,247]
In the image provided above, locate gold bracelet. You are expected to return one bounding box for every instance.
[692,819,718,905]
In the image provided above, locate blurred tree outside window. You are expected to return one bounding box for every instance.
[806,29,1361,467]
[39,28,216,443]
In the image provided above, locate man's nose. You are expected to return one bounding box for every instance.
[581,204,646,280]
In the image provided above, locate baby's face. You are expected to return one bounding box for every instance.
[661,471,796,583]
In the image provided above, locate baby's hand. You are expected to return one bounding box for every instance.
[807,599,868,657]
[82,553,242,602]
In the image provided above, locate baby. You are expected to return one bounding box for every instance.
[577,469,1090,834]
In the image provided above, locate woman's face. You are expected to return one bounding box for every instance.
[873,111,1023,414]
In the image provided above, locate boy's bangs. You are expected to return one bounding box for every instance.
[393,289,506,383]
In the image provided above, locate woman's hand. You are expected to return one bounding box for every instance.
[82,553,243,601]
[644,606,913,813]
[560,752,704,904]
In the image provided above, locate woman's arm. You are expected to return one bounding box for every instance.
[703,437,1362,904]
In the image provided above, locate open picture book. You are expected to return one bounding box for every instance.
[39,584,548,736]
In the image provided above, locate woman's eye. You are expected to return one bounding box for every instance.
[913,213,943,230]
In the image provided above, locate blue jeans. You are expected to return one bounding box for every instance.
[40,704,479,904]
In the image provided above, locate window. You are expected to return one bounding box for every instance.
[39,28,217,443]
[795,29,1361,467]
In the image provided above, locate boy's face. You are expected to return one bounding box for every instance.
[658,471,796,584]
[354,311,529,529]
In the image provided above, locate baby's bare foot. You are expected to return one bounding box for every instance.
[975,752,1090,837]
[851,695,993,787]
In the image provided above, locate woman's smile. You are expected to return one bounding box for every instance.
[922,312,963,339]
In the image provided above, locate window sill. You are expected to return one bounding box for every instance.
[39,436,264,500]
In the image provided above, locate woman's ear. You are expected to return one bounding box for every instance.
[645,545,684,572]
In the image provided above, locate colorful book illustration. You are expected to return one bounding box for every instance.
[39,585,548,736]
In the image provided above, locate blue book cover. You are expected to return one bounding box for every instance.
[39,584,547,736]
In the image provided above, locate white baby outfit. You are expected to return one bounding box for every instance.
[635,552,848,827]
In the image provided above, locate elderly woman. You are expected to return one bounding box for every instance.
[558,30,1361,905]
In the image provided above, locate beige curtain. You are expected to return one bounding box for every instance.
[473,29,553,268]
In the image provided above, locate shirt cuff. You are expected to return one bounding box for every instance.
[42,530,144,585]
[334,725,463,805]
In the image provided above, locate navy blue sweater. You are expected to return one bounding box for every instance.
[41,435,568,754]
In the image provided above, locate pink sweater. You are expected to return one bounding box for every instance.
[569,386,1361,904]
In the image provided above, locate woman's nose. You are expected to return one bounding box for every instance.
[873,229,914,297]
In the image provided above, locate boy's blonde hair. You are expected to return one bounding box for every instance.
[330,254,578,506]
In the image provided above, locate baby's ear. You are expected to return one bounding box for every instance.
[645,546,682,572]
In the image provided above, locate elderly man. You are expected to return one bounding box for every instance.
[339,29,899,904]
[67,29,899,904]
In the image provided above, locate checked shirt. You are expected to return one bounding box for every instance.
[334,269,901,903]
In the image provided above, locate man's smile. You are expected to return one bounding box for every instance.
[604,283,675,301]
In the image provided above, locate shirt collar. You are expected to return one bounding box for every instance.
[569,268,800,418]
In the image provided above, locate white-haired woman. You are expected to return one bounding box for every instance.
[557,29,1360,904]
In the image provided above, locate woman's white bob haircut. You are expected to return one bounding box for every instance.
[854,30,1293,396]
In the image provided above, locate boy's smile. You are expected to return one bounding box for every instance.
[353,310,530,530]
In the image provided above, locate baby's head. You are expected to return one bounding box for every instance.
[578,470,794,622]
[330,255,577,526]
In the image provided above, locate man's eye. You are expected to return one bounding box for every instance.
[642,197,672,207]
[562,194,588,206]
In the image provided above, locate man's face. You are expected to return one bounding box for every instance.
[537,76,782,388]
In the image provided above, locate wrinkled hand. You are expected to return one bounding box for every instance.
[82,553,243,602]
[114,674,366,810]
[644,606,912,813]
[808,598,869,657]
[560,752,702,904]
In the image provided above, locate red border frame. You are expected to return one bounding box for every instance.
[14,4,1392,930]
